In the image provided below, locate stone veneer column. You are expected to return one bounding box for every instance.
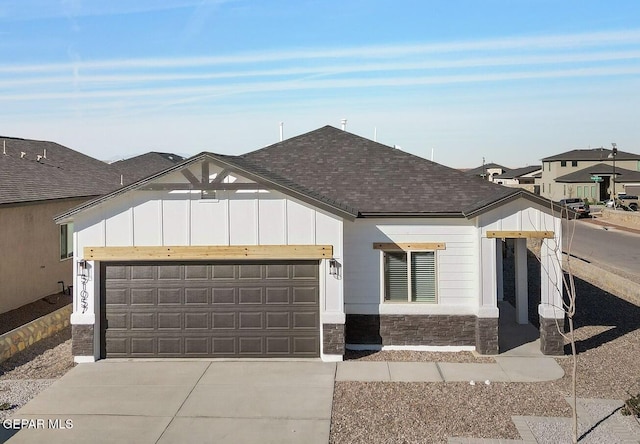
[475,317,499,355]
[322,324,345,355]
[71,324,95,356]
[539,316,565,355]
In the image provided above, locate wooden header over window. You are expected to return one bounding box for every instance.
[486,231,554,239]
[84,245,333,261]
[372,242,446,251]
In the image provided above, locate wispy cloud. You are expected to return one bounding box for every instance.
[2,29,640,73]
[0,0,231,21]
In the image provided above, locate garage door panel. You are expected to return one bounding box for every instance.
[131,266,154,280]
[212,312,236,329]
[158,265,182,280]
[106,288,127,305]
[292,287,317,304]
[130,288,155,305]
[292,264,318,279]
[238,287,263,304]
[158,288,184,305]
[266,312,290,329]
[212,288,237,304]
[185,312,209,329]
[212,264,235,279]
[103,261,319,358]
[266,288,290,304]
[183,288,206,304]
[239,312,263,329]
[185,265,209,280]
[239,264,262,279]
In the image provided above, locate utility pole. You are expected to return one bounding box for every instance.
[610,143,618,208]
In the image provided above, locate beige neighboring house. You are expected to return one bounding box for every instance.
[540,147,640,201]
[464,163,509,182]
[494,165,542,193]
[0,137,184,315]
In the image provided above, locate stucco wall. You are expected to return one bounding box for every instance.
[0,198,87,314]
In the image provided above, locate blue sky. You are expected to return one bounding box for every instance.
[1,0,639,167]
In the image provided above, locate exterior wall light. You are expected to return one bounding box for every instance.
[329,259,338,276]
[77,259,88,278]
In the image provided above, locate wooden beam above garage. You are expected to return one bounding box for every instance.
[84,245,333,261]
[372,242,446,251]
[486,230,554,239]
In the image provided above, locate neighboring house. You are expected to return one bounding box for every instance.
[540,147,640,201]
[111,152,185,186]
[0,136,122,314]
[494,165,542,193]
[55,126,565,363]
[464,163,509,182]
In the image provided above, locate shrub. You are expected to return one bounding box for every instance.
[621,393,640,417]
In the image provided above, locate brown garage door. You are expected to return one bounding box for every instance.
[101,261,319,358]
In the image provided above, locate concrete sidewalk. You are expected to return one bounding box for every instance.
[336,355,564,383]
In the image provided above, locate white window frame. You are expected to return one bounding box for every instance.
[60,223,73,260]
[381,249,438,304]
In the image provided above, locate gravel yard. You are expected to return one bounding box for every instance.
[0,327,74,421]
[345,350,495,364]
[331,256,640,443]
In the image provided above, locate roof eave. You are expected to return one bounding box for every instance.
[357,211,465,218]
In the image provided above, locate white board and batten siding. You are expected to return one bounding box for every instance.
[343,218,480,316]
[72,175,345,326]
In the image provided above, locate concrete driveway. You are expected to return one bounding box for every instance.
[3,361,336,444]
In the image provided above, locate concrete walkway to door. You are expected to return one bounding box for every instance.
[3,361,336,444]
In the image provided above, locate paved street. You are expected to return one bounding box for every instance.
[563,218,640,281]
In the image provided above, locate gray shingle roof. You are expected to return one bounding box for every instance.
[57,126,552,221]
[555,163,640,183]
[241,126,519,215]
[111,152,185,185]
[0,136,122,205]
[542,148,640,162]
[495,165,541,179]
[464,163,510,176]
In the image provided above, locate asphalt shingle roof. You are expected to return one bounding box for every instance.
[555,163,640,183]
[541,148,640,162]
[241,126,519,215]
[111,152,185,185]
[0,136,122,205]
[495,165,541,179]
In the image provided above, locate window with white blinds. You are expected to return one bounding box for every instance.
[384,250,437,303]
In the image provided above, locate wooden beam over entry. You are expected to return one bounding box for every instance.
[372,242,446,251]
[486,231,554,239]
[84,245,333,261]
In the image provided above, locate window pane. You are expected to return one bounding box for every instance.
[411,252,436,303]
[60,225,68,259]
[67,223,74,258]
[385,251,408,301]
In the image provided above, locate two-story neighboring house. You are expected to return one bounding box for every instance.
[464,163,509,182]
[539,147,640,201]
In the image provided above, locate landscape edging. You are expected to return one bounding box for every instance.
[0,303,72,363]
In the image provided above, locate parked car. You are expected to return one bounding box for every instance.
[559,198,590,218]
[606,195,638,211]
